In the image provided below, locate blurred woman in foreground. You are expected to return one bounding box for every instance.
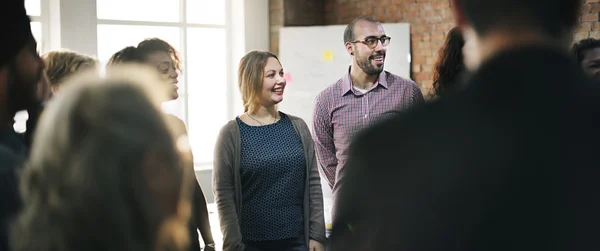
[107,38,215,251]
[11,68,195,251]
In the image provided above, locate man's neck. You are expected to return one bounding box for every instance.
[350,65,379,90]
[474,30,567,70]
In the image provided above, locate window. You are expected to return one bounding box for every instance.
[186,0,226,25]
[30,22,42,52]
[96,0,180,23]
[96,0,229,169]
[186,27,227,162]
[25,0,41,16]
[26,0,44,52]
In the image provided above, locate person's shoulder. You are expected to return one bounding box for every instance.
[316,77,346,100]
[218,118,240,135]
[384,71,415,83]
[163,113,188,135]
[353,97,456,152]
[284,113,309,129]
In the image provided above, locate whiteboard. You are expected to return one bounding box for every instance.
[278,23,411,129]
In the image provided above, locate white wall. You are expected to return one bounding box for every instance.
[230,0,270,116]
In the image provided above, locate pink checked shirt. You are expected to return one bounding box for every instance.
[312,67,425,189]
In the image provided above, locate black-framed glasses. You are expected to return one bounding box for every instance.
[351,36,391,49]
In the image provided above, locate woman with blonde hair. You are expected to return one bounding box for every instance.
[10,73,195,251]
[41,50,98,94]
[214,50,326,251]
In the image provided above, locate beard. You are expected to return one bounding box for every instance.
[356,53,385,76]
[7,62,42,115]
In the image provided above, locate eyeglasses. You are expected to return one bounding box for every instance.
[350,36,391,49]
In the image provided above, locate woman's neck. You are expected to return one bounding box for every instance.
[248,105,278,119]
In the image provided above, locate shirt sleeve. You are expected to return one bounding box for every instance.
[312,93,338,189]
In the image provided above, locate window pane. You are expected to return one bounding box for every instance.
[186,27,227,163]
[97,24,181,64]
[30,21,42,53]
[187,0,225,25]
[97,0,180,22]
[25,0,41,16]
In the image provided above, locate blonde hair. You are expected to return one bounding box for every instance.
[42,50,98,87]
[12,67,193,251]
[237,50,279,112]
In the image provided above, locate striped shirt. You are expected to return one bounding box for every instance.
[312,67,425,189]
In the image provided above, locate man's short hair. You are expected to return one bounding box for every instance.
[458,0,581,39]
[343,17,380,44]
[571,38,600,64]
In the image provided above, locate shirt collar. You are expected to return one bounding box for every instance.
[341,66,389,96]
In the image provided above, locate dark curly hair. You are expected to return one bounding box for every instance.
[107,38,181,72]
[430,27,465,97]
[571,38,600,64]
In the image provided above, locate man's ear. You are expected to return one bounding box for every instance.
[345,42,354,56]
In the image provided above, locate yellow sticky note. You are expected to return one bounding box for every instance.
[323,50,334,61]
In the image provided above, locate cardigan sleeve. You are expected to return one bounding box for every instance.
[212,123,245,251]
[298,118,328,244]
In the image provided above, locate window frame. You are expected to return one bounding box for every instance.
[32,0,269,171]
[95,0,233,170]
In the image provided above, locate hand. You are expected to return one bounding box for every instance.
[309,240,325,251]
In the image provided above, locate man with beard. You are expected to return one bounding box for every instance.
[0,0,46,250]
[312,17,424,222]
[330,0,600,250]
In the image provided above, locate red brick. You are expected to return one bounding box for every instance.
[412,64,422,73]
[591,3,600,13]
[582,13,599,22]
[422,32,431,41]
[414,72,430,81]
[577,23,592,32]
[421,64,432,73]
[425,56,435,65]
[588,0,600,3]
[593,22,600,30]
[431,32,445,41]
[581,4,592,13]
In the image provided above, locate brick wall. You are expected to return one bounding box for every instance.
[323,0,454,93]
[269,0,453,94]
[269,0,325,56]
[269,0,284,56]
[574,0,600,42]
[269,0,594,93]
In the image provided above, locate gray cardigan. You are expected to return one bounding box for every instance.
[212,113,327,251]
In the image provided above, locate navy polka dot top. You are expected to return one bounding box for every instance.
[236,112,305,241]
